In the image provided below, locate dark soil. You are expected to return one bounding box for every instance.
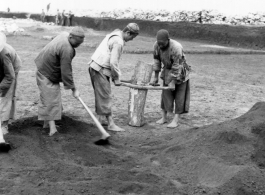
[1,102,265,195]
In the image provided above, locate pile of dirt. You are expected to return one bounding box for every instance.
[0,102,265,194]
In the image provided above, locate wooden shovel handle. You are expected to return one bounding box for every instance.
[78,97,110,139]
[120,82,170,90]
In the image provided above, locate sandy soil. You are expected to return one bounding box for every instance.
[0,22,265,195]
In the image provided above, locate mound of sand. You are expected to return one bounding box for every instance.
[146,102,265,194]
[1,102,265,194]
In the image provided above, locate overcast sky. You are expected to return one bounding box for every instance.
[1,0,265,16]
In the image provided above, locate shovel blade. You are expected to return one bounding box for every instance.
[94,139,110,146]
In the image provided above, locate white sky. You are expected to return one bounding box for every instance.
[1,0,265,16]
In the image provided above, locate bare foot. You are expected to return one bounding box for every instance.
[156,118,167,124]
[98,116,108,126]
[49,128,58,136]
[167,120,179,128]
[47,121,58,136]
[108,124,125,132]
[2,126,9,135]
[49,125,58,136]
[43,121,49,129]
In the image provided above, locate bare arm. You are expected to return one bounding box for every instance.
[151,43,162,85]
[109,43,123,82]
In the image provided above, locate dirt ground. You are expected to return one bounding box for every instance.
[1,22,265,195]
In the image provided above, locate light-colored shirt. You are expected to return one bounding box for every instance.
[90,31,123,79]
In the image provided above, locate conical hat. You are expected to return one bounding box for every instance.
[0,32,6,52]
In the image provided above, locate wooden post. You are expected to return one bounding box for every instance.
[128,61,153,127]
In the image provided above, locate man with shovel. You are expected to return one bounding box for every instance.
[35,27,85,136]
[88,23,139,132]
[0,32,22,151]
[151,29,190,128]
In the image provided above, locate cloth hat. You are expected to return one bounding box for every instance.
[156,29,169,41]
[0,32,7,52]
[70,26,85,37]
[126,23,140,34]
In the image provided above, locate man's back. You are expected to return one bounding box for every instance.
[0,44,21,80]
[35,32,75,84]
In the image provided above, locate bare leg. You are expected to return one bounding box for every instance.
[167,114,179,128]
[43,120,49,128]
[0,119,6,143]
[48,120,58,136]
[107,115,125,132]
[2,120,9,135]
[156,109,167,124]
[98,115,108,126]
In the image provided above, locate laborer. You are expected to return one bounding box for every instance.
[151,29,190,128]
[55,9,61,25]
[35,27,85,136]
[0,32,21,144]
[41,9,45,23]
[88,23,140,131]
[66,11,73,27]
[61,10,65,26]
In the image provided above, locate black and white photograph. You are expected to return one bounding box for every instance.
[0,0,265,194]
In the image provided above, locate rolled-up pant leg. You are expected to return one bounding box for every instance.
[89,68,112,116]
[36,71,62,121]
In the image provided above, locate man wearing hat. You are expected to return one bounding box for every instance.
[88,23,139,132]
[35,27,85,136]
[151,29,190,128]
[0,32,22,149]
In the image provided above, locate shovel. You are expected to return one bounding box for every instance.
[0,122,11,153]
[78,97,110,145]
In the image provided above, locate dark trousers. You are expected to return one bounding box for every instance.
[41,15,45,22]
[161,80,190,114]
[61,17,65,26]
[89,67,112,116]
